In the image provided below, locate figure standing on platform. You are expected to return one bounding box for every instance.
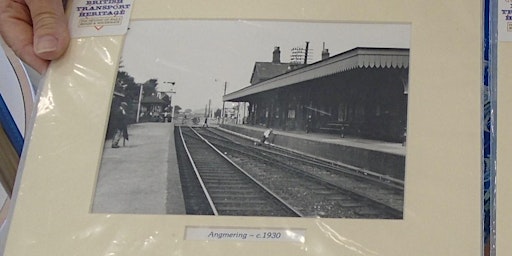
[203,117,209,128]
[111,102,129,148]
[306,115,312,133]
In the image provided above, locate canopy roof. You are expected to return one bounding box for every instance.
[224,47,409,101]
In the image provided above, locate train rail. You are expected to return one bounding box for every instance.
[213,127,404,189]
[197,127,404,213]
[176,126,402,219]
[177,126,302,217]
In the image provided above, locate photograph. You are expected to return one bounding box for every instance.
[91,19,411,219]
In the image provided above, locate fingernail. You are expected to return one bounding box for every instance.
[35,36,58,54]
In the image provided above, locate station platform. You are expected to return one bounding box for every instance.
[220,123,406,181]
[92,122,186,215]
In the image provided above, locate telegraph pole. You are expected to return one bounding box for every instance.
[136,84,143,123]
[221,81,227,124]
[304,41,310,64]
[208,99,211,117]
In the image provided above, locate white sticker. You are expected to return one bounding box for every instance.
[185,227,306,243]
[69,0,134,38]
[499,0,512,41]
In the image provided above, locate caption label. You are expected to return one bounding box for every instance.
[185,227,306,243]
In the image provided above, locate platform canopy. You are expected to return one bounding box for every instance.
[224,47,409,102]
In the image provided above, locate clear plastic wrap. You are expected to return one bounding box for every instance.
[2,1,484,255]
[483,1,495,255]
[494,0,512,255]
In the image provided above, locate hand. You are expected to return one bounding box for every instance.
[0,0,70,74]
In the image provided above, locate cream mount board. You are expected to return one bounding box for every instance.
[3,1,482,255]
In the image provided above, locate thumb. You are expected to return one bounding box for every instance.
[26,0,70,60]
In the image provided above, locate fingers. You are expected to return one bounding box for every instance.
[0,0,48,73]
[0,0,70,73]
[25,0,69,61]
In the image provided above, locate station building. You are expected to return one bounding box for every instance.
[223,47,409,143]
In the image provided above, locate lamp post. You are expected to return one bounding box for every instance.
[161,81,176,122]
[221,81,227,125]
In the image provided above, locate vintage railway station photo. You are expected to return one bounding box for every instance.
[92,20,410,219]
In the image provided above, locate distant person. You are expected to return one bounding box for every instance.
[111,102,129,148]
[203,117,209,128]
[259,128,273,145]
[163,112,169,122]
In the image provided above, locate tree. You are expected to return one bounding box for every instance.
[114,70,136,99]
[173,105,182,114]
[142,78,158,97]
[114,70,141,103]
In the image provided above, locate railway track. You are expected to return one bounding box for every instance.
[176,126,302,217]
[197,127,404,213]
[207,128,403,186]
[193,127,403,218]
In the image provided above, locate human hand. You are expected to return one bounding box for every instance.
[0,0,70,74]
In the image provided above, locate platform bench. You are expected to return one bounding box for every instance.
[319,123,350,138]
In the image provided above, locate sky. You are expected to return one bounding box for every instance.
[120,20,410,112]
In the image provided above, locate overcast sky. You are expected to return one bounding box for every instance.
[120,20,410,112]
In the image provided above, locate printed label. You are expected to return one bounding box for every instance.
[185,227,306,243]
[69,0,134,38]
[499,0,512,41]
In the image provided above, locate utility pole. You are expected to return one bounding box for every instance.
[235,102,240,124]
[208,99,211,117]
[304,41,310,65]
[136,84,143,123]
[221,81,227,125]
[243,102,246,124]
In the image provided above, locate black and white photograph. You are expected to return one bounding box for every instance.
[92,19,410,219]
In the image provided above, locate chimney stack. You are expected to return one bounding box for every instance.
[322,48,330,60]
[272,46,281,63]
[321,42,330,60]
